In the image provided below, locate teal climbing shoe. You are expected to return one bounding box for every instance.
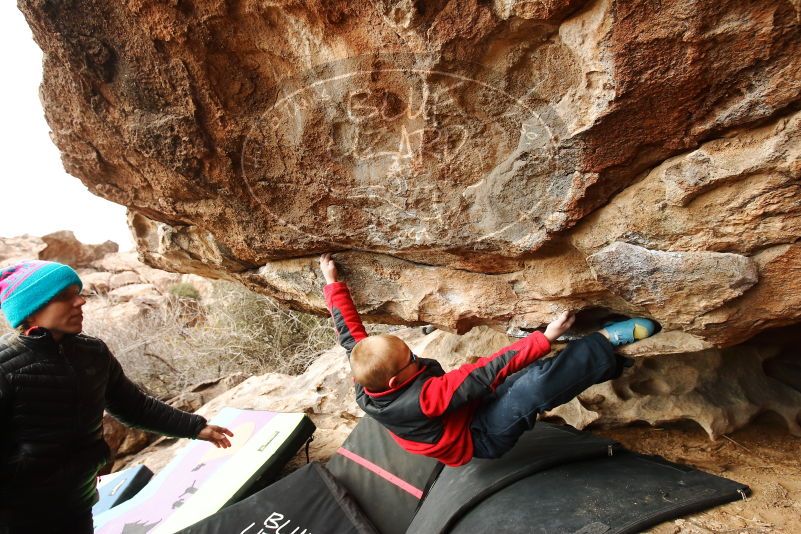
[602,318,657,347]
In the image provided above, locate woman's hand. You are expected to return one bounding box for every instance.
[319,253,339,284]
[197,424,234,448]
[544,311,576,342]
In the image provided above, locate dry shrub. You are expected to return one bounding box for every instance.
[168,282,201,300]
[82,280,338,398]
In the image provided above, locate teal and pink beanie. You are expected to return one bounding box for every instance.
[0,260,83,328]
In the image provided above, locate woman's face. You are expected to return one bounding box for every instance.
[26,284,86,334]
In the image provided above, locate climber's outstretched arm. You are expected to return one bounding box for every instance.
[320,253,368,358]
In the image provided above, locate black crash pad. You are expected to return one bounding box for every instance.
[327,415,442,534]
[409,422,750,534]
[448,450,750,534]
[176,462,377,534]
[408,422,619,533]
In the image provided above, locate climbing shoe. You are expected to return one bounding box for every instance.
[602,318,657,347]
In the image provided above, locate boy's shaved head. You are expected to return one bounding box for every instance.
[350,334,412,391]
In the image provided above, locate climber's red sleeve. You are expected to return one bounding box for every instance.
[324,281,369,358]
[419,331,552,417]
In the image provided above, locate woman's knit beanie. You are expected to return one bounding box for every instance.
[0,260,83,328]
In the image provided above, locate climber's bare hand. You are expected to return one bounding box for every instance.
[319,253,339,284]
[544,311,575,342]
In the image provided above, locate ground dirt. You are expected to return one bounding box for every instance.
[596,415,801,533]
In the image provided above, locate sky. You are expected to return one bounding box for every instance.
[0,4,134,251]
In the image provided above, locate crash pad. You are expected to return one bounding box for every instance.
[175,463,378,534]
[93,408,315,534]
[409,422,750,534]
[326,415,442,534]
[92,465,153,517]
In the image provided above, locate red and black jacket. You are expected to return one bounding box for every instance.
[324,281,552,467]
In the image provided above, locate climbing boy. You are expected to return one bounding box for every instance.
[320,253,656,467]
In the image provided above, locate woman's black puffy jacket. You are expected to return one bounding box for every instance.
[0,327,206,521]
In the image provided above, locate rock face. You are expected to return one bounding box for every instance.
[0,235,46,265]
[586,243,759,326]
[547,338,801,438]
[39,230,118,267]
[18,1,801,350]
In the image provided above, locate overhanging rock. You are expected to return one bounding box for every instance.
[19,0,801,351]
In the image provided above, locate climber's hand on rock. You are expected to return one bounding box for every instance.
[198,425,234,448]
[544,311,575,342]
[319,253,339,284]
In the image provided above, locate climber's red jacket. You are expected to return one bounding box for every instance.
[324,281,552,467]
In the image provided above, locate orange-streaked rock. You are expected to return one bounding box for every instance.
[17,0,801,351]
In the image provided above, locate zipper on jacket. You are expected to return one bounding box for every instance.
[57,340,81,437]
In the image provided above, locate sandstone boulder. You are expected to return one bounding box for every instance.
[546,341,801,438]
[39,230,118,267]
[166,372,247,413]
[108,270,142,290]
[586,242,759,326]
[17,0,801,352]
[103,413,154,460]
[81,271,112,294]
[91,251,146,273]
[107,283,163,304]
[0,235,46,266]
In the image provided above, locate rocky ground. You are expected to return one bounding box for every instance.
[601,419,801,533]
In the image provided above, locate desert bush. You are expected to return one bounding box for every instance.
[168,282,201,300]
[81,280,343,398]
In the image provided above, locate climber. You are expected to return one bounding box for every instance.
[0,260,234,534]
[319,252,656,467]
